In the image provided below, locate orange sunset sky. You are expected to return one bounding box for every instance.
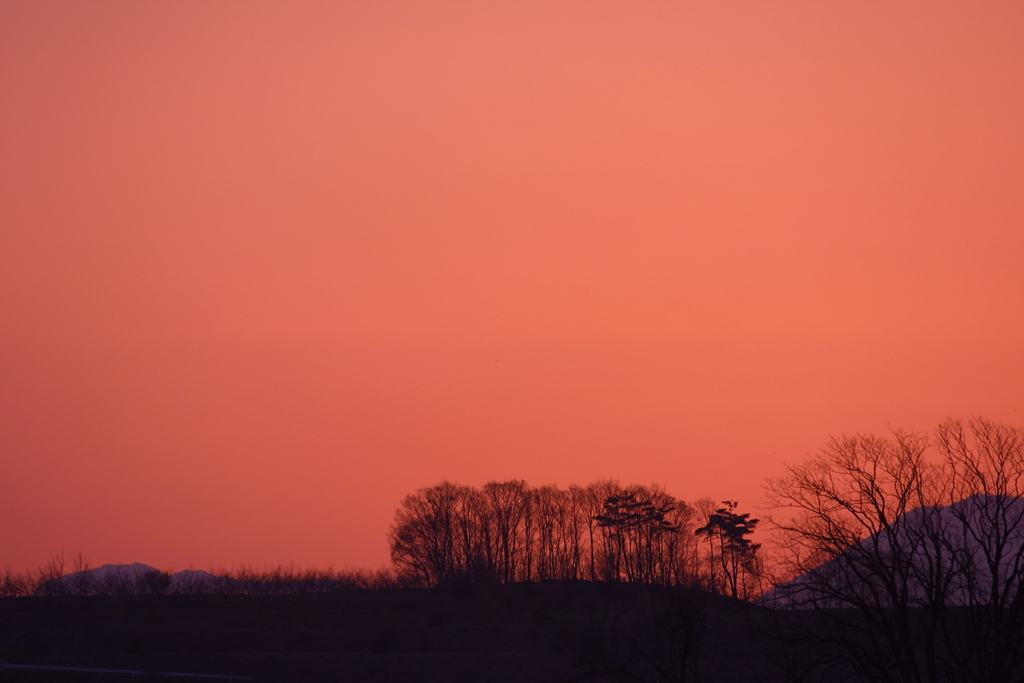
[2,1,1023,573]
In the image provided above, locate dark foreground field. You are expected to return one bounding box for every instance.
[0,582,790,682]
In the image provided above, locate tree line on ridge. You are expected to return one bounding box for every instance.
[388,479,762,598]
[7,416,1024,683]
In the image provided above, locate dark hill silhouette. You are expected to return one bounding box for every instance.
[0,581,779,683]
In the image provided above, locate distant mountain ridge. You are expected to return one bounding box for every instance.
[763,493,1024,608]
[31,563,373,596]
[35,563,219,596]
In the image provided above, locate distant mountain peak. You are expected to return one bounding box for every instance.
[763,494,1024,608]
[34,563,219,596]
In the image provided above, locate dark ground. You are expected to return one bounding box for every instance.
[0,581,790,683]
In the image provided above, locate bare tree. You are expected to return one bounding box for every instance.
[481,480,530,582]
[764,428,951,683]
[934,417,1024,683]
[764,418,1024,683]
[0,567,33,597]
[389,481,465,585]
[70,552,93,595]
[36,552,70,597]
[661,498,701,586]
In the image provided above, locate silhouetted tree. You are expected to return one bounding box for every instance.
[0,567,33,597]
[481,480,531,582]
[764,417,1024,683]
[389,481,467,585]
[594,490,678,583]
[695,501,761,599]
[935,417,1024,683]
[35,553,69,597]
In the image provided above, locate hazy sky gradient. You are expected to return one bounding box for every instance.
[2,1,1023,572]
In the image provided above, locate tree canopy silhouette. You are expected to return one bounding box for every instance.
[695,501,761,599]
[389,479,762,593]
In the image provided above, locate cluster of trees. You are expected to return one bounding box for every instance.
[765,416,1024,683]
[388,479,762,597]
[11,409,1024,683]
[386,416,1024,681]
